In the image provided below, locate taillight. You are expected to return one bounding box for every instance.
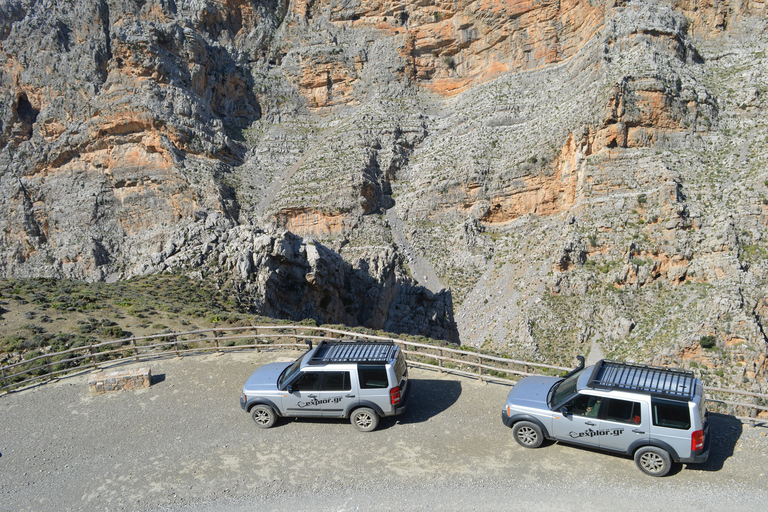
[390,386,401,406]
[691,429,704,451]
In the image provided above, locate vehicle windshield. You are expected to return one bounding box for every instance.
[548,367,587,409]
[277,353,306,389]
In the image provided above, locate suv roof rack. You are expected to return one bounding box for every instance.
[307,340,398,365]
[586,359,696,401]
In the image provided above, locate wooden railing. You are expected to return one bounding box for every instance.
[2,325,766,426]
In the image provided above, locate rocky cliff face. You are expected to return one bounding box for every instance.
[1,0,767,389]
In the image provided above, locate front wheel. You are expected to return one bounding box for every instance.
[250,404,277,428]
[512,421,544,448]
[351,407,379,432]
[634,446,672,477]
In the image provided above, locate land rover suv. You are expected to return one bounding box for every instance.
[240,340,409,432]
[502,357,709,476]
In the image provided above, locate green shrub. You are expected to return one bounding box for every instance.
[699,335,717,349]
[102,326,125,339]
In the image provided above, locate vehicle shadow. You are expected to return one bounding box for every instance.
[282,379,461,431]
[685,413,743,472]
[387,378,462,426]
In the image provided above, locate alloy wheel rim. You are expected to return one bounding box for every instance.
[641,453,663,472]
[519,427,537,444]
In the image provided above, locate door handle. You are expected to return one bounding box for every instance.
[632,429,646,434]
[345,394,356,398]
[308,394,317,398]
[585,421,596,426]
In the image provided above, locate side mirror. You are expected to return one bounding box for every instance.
[560,406,570,416]
[286,385,294,394]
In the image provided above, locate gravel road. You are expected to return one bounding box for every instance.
[1,350,766,512]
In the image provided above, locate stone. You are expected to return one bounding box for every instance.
[88,368,151,395]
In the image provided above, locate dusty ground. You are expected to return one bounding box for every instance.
[1,350,766,512]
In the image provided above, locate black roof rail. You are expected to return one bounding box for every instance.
[307,340,398,365]
[586,359,697,401]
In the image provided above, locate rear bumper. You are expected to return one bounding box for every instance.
[679,446,709,464]
[680,430,711,464]
[392,382,411,416]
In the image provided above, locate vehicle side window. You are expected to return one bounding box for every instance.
[358,365,388,388]
[292,371,320,391]
[603,398,642,424]
[652,399,691,429]
[321,371,351,391]
[564,394,602,417]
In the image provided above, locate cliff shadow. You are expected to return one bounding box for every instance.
[256,231,460,343]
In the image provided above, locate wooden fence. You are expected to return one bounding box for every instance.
[1,325,766,426]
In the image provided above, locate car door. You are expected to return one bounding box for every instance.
[551,392,603,449]
[281,370,322,417]
[597,398,649,453]
[318,371,358,417]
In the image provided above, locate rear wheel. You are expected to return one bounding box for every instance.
[351,407,379,432]
[250,404,277,428]
[512,421,544,448]
[634,446,672,477]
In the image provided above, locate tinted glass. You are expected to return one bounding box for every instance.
[358,365,389,388]
[604,398,642,424]
[394,351,407,383]
[652,398,691,429]
[292,371,320,391]
[565,394,603,417]
[322,371,351,391]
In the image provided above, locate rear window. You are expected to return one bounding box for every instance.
[358,365,389,389]
[394,351,407,383]
[651,398,691,430]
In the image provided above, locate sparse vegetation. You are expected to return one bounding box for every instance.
[700,335,717,349]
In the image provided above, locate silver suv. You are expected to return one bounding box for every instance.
[240,340,409,432]
[502,357,709,476]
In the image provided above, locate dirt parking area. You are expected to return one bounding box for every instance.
[1,350,766,511]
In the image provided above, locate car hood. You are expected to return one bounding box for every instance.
[505,375,561,410]
[242,362,292,393]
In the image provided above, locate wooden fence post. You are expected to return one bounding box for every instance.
[213,330,221,353]
[478,356,484,383]
[253,327,260,353]
[438,349,443,373]
[132,339,140,362]
[45,355,53,380]
[89,345,99,370]
[173,336,180,358]
[750,396,759,428]
[1,365,6,389]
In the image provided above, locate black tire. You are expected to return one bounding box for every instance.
[250,404,277,429]
[351,407,379,432]
[512,421,544,448]
[634,446,672,477]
